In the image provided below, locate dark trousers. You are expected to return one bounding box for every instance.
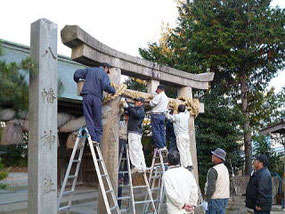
[169,136,177,152]
[82,94,103,142]
[151,114,166,148]
[206,199,228,214]
[254,211,270,214]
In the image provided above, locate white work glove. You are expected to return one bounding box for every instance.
[201,201,208,212]
[120,98,128,108]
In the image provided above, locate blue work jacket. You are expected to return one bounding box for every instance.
[73,66,115,99]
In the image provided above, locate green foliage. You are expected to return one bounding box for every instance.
[139,0,285,175]
[0,42,64,112]
[0,61,28,110]
[196,88,244,187]
[0,157,8,181]
[253,135,283,176]
[249,87,285,132]
[0,48,35,111]
[0,41,3,56]
[124,77,147,93]
[0,143,28,167]
[20,57,38,77]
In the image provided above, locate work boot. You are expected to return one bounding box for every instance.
[92,140,99,145]
[186,166,193,172]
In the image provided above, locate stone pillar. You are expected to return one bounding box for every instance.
[28,19,58,214]
[178,87,199,182]
[147,79,160,94]
[98,68,121,213]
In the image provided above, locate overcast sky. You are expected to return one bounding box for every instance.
[0,0,284,91]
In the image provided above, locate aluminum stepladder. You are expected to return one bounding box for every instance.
[57,127,120,214]
[144,148,168,213]
[117,142,131,213]
[118,142,157,214]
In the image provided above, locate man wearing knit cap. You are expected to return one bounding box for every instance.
[246,154,272,214]
[204,148,230,214]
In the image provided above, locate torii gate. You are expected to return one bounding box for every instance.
[28,19,214,214]
[61,25,214,213]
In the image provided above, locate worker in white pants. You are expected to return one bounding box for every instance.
[176,135,192,168]
[128,132,146,170]
[166,104,193,170]
[121,97,147,171]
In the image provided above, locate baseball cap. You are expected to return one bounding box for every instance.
[134,97,145,103]
[255,154,269,167]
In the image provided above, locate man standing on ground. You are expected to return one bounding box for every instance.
[246,155,272,214]
[204,148,230,214]
[162,150,198,214]
[73,63,116,143]
[166,104,192,170]
[150,85,169,149]
[122,97,147,171]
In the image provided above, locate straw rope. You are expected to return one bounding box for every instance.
[102,83,200,117]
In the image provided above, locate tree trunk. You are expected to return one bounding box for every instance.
[241,76,252,175]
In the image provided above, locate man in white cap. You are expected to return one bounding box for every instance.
[204,148,230,214]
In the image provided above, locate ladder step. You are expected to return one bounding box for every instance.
[119,184,130,188]
[110,205,118,211]
[105,189,114,194]
[118,196,131,200]
[62,190,74,196]
[151,175,161,179]
[97,158,103,162]
[68,175,77,179]
[72,159,80,163]
[151,187,160,191]
[120,208,129,213]
[101,174,108,177]
[133,185,148,189]
[135,200,154,204]
[118,171,129,174]
[58,205,70,211]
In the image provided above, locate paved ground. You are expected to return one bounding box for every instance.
[0,172,28,188]
[0,172,284,214]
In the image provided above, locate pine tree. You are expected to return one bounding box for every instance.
[196,87,244,186]
[0,42,29,111]
[0,42,63,113]
[139,0,285,175]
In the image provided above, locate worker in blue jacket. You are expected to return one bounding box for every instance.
[73,63,116,143]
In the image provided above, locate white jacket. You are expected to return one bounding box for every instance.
[166,111,189,136]
[162,166,198,214]
[150,91,169,113]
